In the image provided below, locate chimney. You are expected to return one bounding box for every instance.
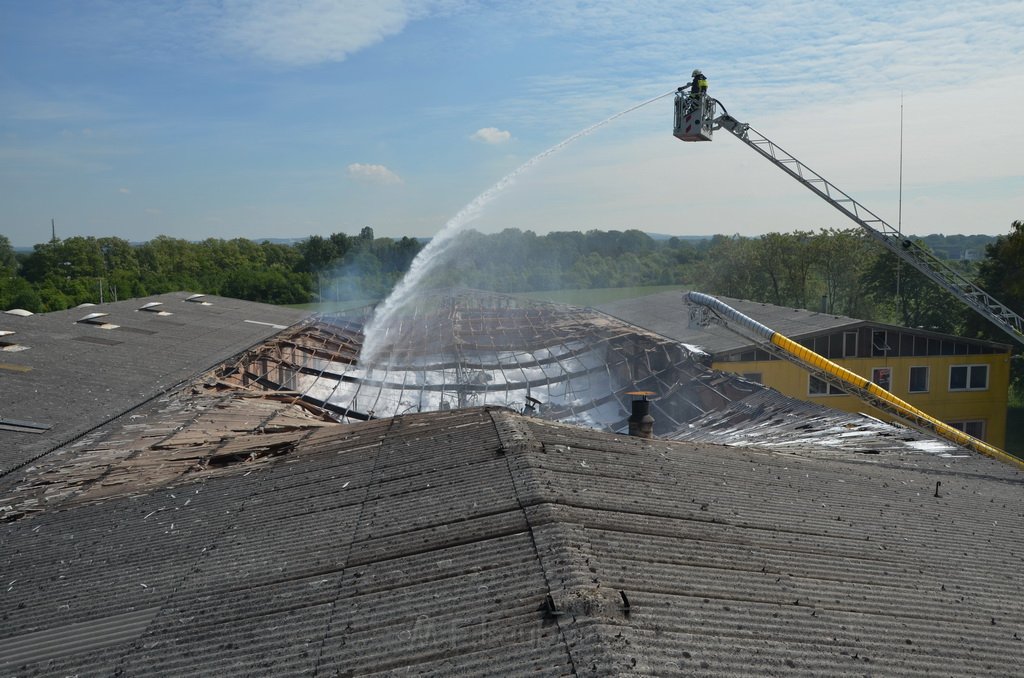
[627,391,655,438]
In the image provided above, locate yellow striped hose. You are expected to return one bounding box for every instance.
[686,292,1022,469]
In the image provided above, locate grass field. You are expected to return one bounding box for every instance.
[288,299,376,312]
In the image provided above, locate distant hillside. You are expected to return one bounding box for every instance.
[645,233,712,242]
[919,233,995,260]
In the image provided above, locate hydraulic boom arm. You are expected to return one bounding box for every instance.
[708,109,1024,346]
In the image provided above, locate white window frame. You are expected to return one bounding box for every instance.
[908,366,929,394]
[843,331,858,358]
[809,375,844,396]
[871,330,889,357]
[948,419,986,440]
[948,364,989,392]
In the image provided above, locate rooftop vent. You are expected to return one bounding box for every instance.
[4,309,33,317]
[77,312,119,330]
[626,391,656,438]
[139,302,172,316]
[185,294,212,305]
[0,330,28,352]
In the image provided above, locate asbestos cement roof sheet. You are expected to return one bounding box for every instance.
[667,387,963,457]
[596,290,1011,358]
[0,292,310,478]
[596,290,863,356]
[2,406,1022,676]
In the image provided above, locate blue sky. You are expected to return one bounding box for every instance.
[2,1,1022,247]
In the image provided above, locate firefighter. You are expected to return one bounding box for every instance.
[691,69,708,98]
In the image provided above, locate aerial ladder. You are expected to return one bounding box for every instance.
[672,84,1024,347]
[672,78,1024,467]
[685,290,1023,468]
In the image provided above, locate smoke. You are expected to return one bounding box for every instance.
[315,252,383,306]
[360,89,677,365]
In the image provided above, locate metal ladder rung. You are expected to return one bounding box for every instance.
[724,117,1024,347]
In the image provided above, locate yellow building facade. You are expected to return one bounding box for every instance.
[714,328,1011,449]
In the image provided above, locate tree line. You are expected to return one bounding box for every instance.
[2,223,1021,347]
[0,226,418,311]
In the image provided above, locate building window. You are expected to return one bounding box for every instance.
[948,420,986,440]
[949,364,988,391]
[871,367,891,391]
[809,375,844,396]
[843,331,858,358]
[742,372,763,384]
[908,366,929,393]
[871,330,889,357]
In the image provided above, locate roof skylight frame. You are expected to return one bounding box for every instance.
[0,330,29,352]
[139,302,173,316]
[77,312,120,330]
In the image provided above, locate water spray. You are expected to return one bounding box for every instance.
[360,89,676,365]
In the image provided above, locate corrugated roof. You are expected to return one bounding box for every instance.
[2,407,1021,676]
[3,287,1018,675]
[0,292,310,478]
[596,290,858,355]
[668,388,955,456]
[596,290,1011,356]
[1,289,964,526]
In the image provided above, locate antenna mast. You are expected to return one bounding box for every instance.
[896,93,904,305]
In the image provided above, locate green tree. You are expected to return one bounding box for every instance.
[698,235,765,300]
[568,252,614,289]
[297,235,337,273]
[966,221,1024,340]
[810,228,875,317]
[136,236,203,292]
[0,237,39,311]
[964,220,1024,393]
[1,277,43,312]
[0,235,17,273]
[752,231,815,308]
[862,244,964,333]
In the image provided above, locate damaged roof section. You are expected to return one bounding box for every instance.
[0,292,310,477]
[216,289,962,456]
[0,387,336,521]
[215,289,723,433]
[668,388,961,456]
[0,289,970,524]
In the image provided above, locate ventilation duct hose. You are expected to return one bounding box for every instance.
[686,291,1022,469]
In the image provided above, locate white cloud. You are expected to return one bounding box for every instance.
[347,163,403,184]
[477,1,1024,134]
[218,0,441,66]
[119,187,131,194]
[470,127,512,144]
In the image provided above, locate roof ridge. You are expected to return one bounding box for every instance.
[487,407,543,456]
